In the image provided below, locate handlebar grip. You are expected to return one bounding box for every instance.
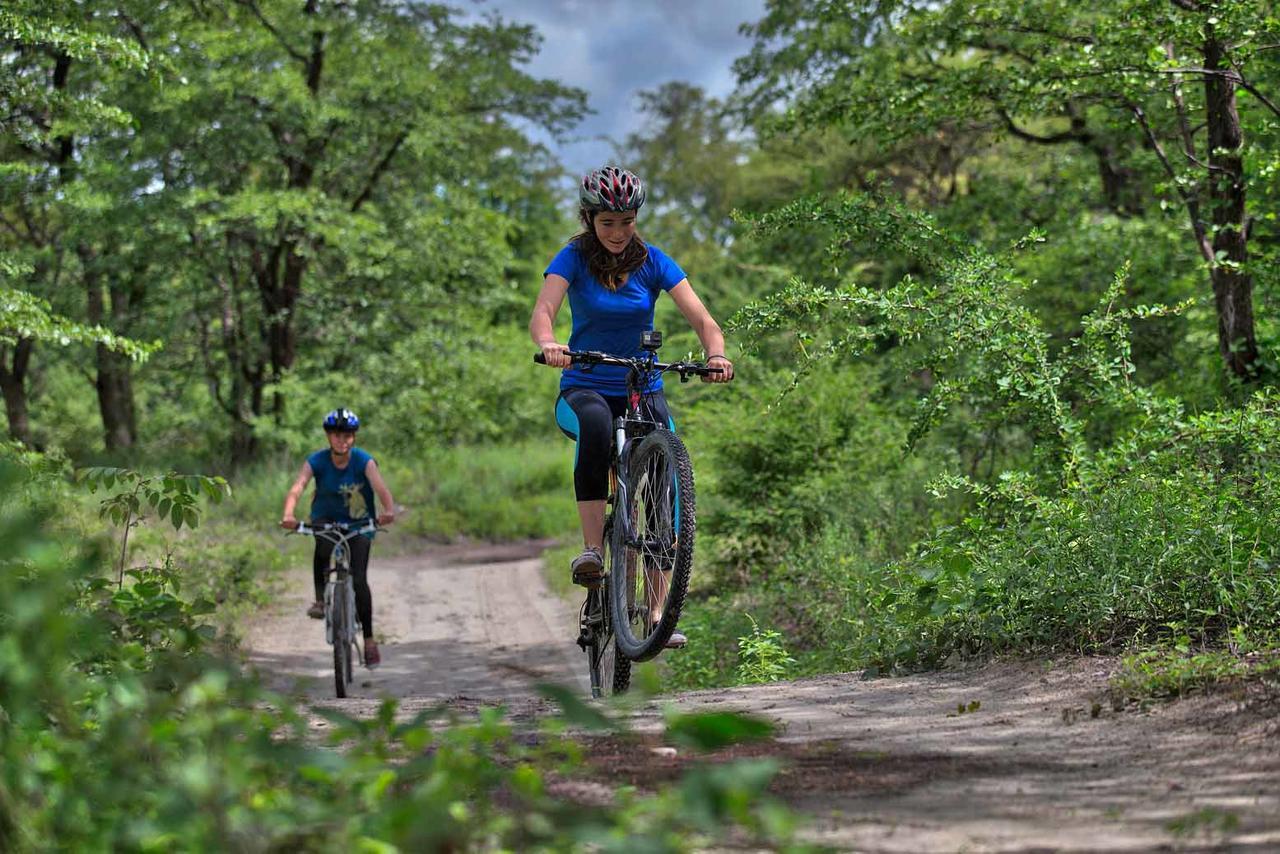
[534,353,547,364]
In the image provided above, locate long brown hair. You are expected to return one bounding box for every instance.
[573,207,648,290]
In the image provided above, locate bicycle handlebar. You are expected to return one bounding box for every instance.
[534,350,723,380]
[290,520,381,542]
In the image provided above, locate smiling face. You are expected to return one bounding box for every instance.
[592,210,637,255]
[325,429,356,458]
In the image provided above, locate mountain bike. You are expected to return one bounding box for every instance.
[291,520,379,698]
[537,331,720,698]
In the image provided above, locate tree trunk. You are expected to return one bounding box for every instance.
[0,340,34,445]
[84,254,138,451]
[1203,31,1258,380]
[1089,139,1141,217]
[96,347,137,451]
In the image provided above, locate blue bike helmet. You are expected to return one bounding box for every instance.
[322,408,360,432]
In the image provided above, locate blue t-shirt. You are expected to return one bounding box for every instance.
[307,447,377,532]
[545,241,687,395]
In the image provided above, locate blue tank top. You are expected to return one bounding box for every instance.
[307,447,376,532]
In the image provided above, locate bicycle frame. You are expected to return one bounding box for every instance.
[292,520,378,695]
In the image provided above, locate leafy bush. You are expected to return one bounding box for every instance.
[0,458,805,851]
[686,193,1280,680]
[737,615,797,684]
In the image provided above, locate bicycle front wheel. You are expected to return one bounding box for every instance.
[332,589,350,698]
[610,428,695,661]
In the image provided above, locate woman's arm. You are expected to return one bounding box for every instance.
[280,461,314,529]
[529,274,572,368]
[365,459,396,525]
[668,279,734,383]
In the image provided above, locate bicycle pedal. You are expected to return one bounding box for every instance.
[576,629,593,650]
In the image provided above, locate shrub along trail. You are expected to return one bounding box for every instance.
[247,546,1280,851]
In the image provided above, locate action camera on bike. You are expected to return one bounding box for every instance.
[640,330,662,351]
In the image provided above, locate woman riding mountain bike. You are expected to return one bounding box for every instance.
[529,165,735,649]
[280,408,396,668]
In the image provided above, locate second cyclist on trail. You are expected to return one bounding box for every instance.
[280,408,396,668]
[528,165,735,647]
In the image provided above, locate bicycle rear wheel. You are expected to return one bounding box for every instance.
[585,585,631,698]
[610,428,695,661]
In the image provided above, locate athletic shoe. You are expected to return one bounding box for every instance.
[571,546,604,588]
[665,631,687,649]
[306,600,324,619]
[365,639,381,669]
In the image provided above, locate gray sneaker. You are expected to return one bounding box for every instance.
[570,546,604,588]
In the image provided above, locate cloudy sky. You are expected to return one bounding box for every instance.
[469,0,767,182]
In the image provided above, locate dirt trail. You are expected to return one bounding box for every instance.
[245,540,588,718]
[246,544,1280,852]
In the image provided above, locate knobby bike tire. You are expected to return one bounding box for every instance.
[610,428,695,661]
[598,585,631,697]
[586,533,631,697]
[347,584,358,684]
[333,585,350,699]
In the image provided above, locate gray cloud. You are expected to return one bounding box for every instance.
[469,0,765,181]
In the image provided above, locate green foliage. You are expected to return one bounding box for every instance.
[77,466,230,585]
[394,441,576,542]
[736,615,797,685]
[78,467,230,530]
[0,289,158,359]
[1111,634,1280,703]
[2,459,807,851]
[755,390,1280,674]
[690,357,942,587]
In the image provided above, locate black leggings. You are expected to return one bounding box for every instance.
[312,533,373,638]
[555,388,674,501]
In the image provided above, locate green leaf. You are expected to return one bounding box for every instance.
[535,682,618,731]
[665,711,774,751]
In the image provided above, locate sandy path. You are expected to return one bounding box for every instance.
[245,541,589,717]
[646,659,1280,852]
[246,545,1280,851]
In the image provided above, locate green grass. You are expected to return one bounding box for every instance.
[1110,633,1280,702]
[392,442,577,542]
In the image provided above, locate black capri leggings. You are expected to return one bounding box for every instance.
[312,532,373,638]
[555,388,674,501]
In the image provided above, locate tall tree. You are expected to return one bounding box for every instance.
[737,0,1280,380]
[1,1,153,445]
[151,0,584,455]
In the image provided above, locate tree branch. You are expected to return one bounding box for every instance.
[1236,78,1280,122]
[350,130,408,213]
[1130,102,1213,263]
[235,0,307,64]
[995,108,1079,144]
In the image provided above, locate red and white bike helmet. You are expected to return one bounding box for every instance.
[580,166,646,212]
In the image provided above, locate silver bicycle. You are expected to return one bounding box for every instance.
[292,520,378,698]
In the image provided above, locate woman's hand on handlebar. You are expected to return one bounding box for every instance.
[377,511,395,526]
[539,341,572,369]
[280,515,300,530]
[704,355,734,383]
